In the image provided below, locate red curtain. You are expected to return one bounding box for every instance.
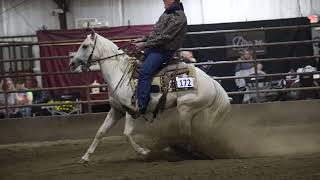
[37,25,152,99]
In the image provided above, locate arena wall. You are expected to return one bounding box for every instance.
[0,100,319,157]
[213,99,320,157]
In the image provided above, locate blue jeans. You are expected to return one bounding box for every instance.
[18,107,32,117]
[137,49,174,112]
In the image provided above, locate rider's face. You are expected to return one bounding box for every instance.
[163,0,175,9]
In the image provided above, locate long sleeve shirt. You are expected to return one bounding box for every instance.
[142,3,187,51]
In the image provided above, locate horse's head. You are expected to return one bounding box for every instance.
[69,30,99,72]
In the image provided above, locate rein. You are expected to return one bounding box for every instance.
[86,37,133,69]
[84,36,130,71]
[90,53,126,64]
[83,35,138,95]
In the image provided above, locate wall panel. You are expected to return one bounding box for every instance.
[0,0,319,36]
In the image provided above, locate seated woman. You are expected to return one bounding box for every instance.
[0,78,19,118]
[234,48,265,103]
[15,80,33,117]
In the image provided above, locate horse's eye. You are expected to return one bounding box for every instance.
[82,45,89,49]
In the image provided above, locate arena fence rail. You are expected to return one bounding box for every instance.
[0,24,319,117]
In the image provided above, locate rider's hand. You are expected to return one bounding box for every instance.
[134,42,145,51]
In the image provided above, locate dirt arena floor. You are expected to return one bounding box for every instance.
[0,136,320,180]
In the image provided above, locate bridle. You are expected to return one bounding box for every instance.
[86,34,98,69]
[82,35,130,71]
[80,33,140,95]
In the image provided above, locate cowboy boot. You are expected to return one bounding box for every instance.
[122,100,148,119]
[122,104,141,119]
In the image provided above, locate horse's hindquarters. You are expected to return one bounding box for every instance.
[185,78,232,158]
[129,72,233,158]
[190,96,233,159]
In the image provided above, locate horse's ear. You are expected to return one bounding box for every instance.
[90,29,95,40]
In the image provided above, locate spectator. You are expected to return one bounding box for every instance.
[235,48,255,71]
[180,51,212,73]
[234,48,265,103]
[25,77,50,104]
[0,78,19,118]
[15,80,33,117]
[235,48,265,87]
[180,51,197,63]
[24,77,51,116]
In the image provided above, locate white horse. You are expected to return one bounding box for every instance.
[70,31,231,163]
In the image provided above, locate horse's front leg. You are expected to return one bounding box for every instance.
[79,108,124,163]
[124,113,151,156]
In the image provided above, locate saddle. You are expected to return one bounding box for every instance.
[130,58,197,93]
[129,57,198,118]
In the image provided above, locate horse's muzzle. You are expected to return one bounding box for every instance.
[69,62,76,72]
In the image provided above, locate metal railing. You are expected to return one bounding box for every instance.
[0,23,319,118]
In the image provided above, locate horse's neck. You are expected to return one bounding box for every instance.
[97,37,132,94]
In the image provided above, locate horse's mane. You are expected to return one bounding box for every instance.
[95,34,119,55]
[94,33,130,72]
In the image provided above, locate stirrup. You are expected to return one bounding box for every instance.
[122,105,140,119]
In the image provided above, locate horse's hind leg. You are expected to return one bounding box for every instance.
[124,114,151,156]
[79,108,124,163]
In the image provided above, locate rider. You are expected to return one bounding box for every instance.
[126,0,188,117]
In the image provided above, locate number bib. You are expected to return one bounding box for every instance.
[176,77,194,88]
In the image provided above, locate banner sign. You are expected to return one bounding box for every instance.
[226,31,266,57]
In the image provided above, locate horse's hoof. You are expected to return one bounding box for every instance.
[141,149,151,156]
[141,116,154,123]
[78,158,89,164]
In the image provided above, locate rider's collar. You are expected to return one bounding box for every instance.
[164,3,184,14]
